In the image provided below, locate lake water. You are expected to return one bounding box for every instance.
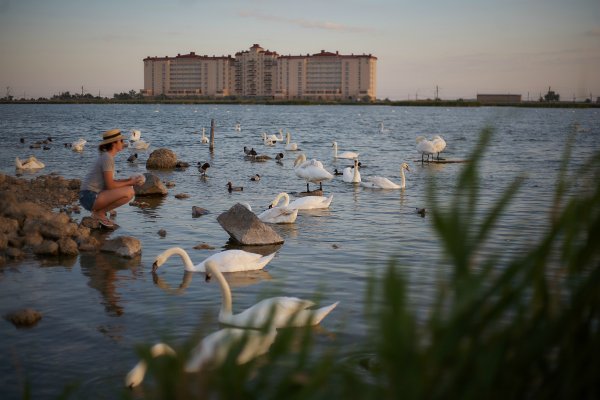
[0,104,598,399]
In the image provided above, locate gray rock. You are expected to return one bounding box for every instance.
[134,173,168,197]
[101,236,142,258]
[5,247,25,259]
[217,203,284,246]
[146,148,178,169]
[0,216,19,234]
[5,308,42,327]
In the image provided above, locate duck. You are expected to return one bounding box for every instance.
[275,153,284,164]
[127,153,138,163]
[125,327,277,388]
[201,127,209,144]
[15,156,45,170]
[333,169,343,176]
[227,181,243,192]
[361,163,410,189]
[152,247,276,273]
[332,141,359,159]
[71,138,87,152]
[130,129,141,142]
[294,154,333,193]
[132,139,150,150]
[432,135,446,160]
[205,260,339,329]
[416,136,436,162]
[416,207,426,217]
[198,162,210,176]
[235,123,241,132]
[270,191,333,211]
[284,131,299,151]
[254,154,272,162]
[250,174,261,182]
[342,159,361,183]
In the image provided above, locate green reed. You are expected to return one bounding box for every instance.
[124,127,600,400]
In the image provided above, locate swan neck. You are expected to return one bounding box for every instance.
[167,247,195,270]
[274,192,290,207]
[400,167,406,188]
[353,164,359,181]
[210,266,232,319]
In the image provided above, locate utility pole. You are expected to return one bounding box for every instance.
[5,86,11,98]
[81,86,84,96]
[435,85,439,100]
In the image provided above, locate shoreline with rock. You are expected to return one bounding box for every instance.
[0,173,142,267]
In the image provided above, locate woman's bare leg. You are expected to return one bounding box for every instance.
[92,186,134,218]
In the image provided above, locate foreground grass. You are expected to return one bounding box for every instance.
[124,128,599,399]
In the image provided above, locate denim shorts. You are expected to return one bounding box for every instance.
[79,190,98,211]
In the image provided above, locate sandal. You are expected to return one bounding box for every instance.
[92,213,115,229]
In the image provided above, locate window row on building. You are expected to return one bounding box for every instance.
[142,44,377,100]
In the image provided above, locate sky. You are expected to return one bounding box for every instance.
[1,0,599,101]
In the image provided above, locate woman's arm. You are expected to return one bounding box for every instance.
[103,170,137,189]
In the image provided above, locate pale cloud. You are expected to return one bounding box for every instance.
[238,10,374,33]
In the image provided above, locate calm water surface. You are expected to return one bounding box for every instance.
[0,104,598,399]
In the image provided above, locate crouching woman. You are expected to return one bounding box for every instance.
[79,129,144,229]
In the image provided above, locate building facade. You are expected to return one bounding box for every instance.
[142,44,377,100]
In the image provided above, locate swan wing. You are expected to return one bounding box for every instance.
[289,195,332,210]
[200,250,275,272]
[362,176,399,189]
[230,297,315,328]
[258,207,298,224]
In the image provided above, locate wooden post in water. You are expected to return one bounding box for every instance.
[209,119,215,151]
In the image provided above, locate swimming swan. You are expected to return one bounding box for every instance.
[132,139,150,150]
[261,132,277,146]
[130,129,141,142]
[342,159,361,183]
[152,247,276,273]
[416,136,435,162]
[206,260,339,329]
[332,141,359,159]
[71,138,87,152]
[15,156,45,170]
[294,154,333,192]
[270,191,333,211]
[125,328,276,388]
[201,127,209,144]
[361,163,410,189]
[284,131,299,151]
[258,205,298,224]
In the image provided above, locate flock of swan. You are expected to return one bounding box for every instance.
[125,126,450,387]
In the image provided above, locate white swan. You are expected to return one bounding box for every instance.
[294,154,333,192]
[284,131,299,151]
[416,136,435,162]
[361,163,410,189]
[258,205,298,224]
[152,247,276,273]
[15,156,45,170]
[261,132,277,146]
[206,260,339,329]
[332,141,359,159]
[125,328,276,388]
[132,139,150,150]
[432,135,446,160]
[271,192,333,211]
[235,123,241,132]
[125,343,176,388]
[71,138,87,152]
[274,129,284,142]
[201,127,208,144]
[342,159,361,183]
[130,129,141,142]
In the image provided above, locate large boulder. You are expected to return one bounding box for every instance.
[146,148,178,169]
[101,236,142,258]
[217,203,284,246]
[134,173,168,197]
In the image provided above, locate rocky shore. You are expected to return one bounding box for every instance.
[0,173,140,267]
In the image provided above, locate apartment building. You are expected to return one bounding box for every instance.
[142,44,377,100]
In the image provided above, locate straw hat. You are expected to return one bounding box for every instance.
[100,129,125,145]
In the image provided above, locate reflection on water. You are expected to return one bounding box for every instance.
[153,268,273,294]
[79,252,142,317]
